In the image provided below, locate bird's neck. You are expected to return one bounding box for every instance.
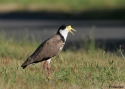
[59,31,68,41]
[61,33,68,41]
[56,33,67,43]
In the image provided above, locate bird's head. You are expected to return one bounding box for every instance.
[57,25,76,36]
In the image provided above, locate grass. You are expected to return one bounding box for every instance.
[0,0,125,13]
[0,33,125,89]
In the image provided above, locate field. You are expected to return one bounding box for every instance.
[0,33,125,89]
[0,0,125,13]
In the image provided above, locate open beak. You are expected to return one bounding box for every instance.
[67,25,76,35]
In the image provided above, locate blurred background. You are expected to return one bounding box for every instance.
[0,0,125,51]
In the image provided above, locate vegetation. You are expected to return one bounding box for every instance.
[0,0,125,13]
[0,33,125,89]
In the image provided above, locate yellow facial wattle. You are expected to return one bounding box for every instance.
[66,25,76,35]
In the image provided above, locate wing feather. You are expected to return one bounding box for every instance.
[30,35,64,63]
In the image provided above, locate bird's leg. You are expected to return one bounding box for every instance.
[47,62,51,79]
[47,59,51,79]
[43,61,47,71]
[43,61,48,76]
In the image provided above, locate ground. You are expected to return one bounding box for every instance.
[0,35,125,89]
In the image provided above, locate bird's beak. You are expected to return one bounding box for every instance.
[67,25,76,35]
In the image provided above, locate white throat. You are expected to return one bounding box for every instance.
[59,29,69,41]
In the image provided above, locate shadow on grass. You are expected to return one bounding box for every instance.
[0,8,125,20]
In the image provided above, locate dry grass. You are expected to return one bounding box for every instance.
[0,33,125,89]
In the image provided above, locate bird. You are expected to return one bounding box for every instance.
[21,25,76,79]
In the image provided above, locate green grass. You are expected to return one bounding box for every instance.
[0,33,125,89]
[0,0,125,13]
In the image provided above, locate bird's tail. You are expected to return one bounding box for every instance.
[21,64,27,69]
[21,57,33,69]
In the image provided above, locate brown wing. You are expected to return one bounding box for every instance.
[21,34,64,69]
[30,34,64,63]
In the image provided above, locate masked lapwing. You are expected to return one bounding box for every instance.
[21,25,76,79]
